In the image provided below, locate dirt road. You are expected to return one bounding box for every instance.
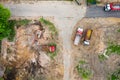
[4,1,86,80]
[54,17,85,80]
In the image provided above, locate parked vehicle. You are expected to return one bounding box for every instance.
[84,29,93,45]
[41,45,56,53]
[74,27,83,45]
[104,3,120,11]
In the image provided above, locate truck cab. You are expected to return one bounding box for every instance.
[104,3,120,11]
[104,3,111,11]
[74,27,83,45]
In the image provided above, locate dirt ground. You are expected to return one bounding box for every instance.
[71,18,120,80]
[0,18,64,80]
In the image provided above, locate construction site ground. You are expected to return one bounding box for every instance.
[0,17,64,80]
[0,17,120,80]
[71,18,120,80]
[0,1,120,79]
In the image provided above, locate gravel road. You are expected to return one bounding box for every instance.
[85,6,120,18]
[4,2,86,80]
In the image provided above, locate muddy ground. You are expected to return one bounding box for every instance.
[71,18,120,80]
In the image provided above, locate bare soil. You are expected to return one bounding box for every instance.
[71,18,120,80]
[0,18,63,80]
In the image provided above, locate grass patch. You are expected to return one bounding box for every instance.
[117,29,120,32]
[0,78,4,80]
[79,60,86,65]
[15,19,31,26]
[48,42,57,59]
[40,18,58,35]
[106,43,120,56]
[98,54,107,62]
[76,60,92,80]
[108,69,120,80]
[7,20,16,41]
[7,19,31,41]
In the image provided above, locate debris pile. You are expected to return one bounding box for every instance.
[0,20,62,80]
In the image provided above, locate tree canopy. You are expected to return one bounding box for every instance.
[0,4,10,22]
[0,4,11,40]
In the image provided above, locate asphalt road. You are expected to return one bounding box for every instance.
[85,6,120,18]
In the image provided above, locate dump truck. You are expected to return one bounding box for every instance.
[84,29,93,45]
[74,27,83,45]
[40,45,56,53]
[104,3,120,11]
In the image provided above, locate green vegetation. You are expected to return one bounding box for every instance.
[79,60,86,65]
[76,60,92,80]
[0,40,1,52]
[87,0,96,4]
[6,19,31,41]
[0,4,30,41]
[0,4,11,40]
[106,43,120,56]
[4,67,17,80]
[98,54,107,62]
[48,42,57,59]
[108,69,120,80]
[0,77,4,80]
[98,42,120,61]
[40,18,58,35]
[0,4,10,22]
[15,19,31,27]
[7,20,16,41]
[117,29,120,32]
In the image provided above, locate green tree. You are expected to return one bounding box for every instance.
[0,4,10,22]
[0,4,11,40]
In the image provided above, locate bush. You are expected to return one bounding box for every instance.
[0,4,30,41]
[0,4,11,23]
[117,29,120,32]
[40,18,58,35]
[98,54,107,62]
[106,43,120,56]
[76,60,92,80]
[7,19,31,41]
[0,4,11,40]
[108,69,120,80]
[7,20,16,41]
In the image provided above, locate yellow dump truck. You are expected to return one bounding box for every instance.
[84,29,93,45]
